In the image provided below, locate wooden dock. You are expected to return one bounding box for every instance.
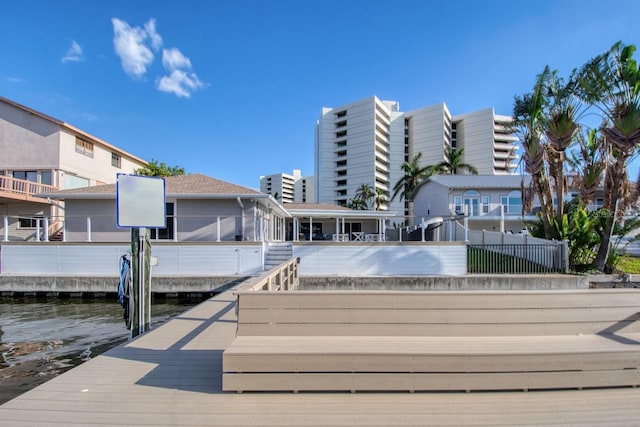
[2,286,640,426]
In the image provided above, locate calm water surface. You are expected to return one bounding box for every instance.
[0,295,200,404]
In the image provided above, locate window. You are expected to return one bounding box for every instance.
[482,196,490,214]
[40,171,52,185]
[463,190,480,216]
[336,130,347,138]
[19,215,42,229]
[111,152,122,168]
[453,196,463,214]
[335,110,347,118]
[151,202,174,240]
[501,190,523,214]
[75,137,94,157]
[13,171,37,182]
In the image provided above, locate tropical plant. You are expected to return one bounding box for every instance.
[433,147,478,175]
[354,184,375,209]
[135,159,185,177]
[567,129,606,206]
[391,153,435,202]
[576,41,640,270]
[374,187,388,211]
[347,197,367,210]
[512,69,555,239]
[543,68,584,226]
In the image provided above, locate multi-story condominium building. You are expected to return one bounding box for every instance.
[314,96,518,217]
[0,96,147,240]
[260,169,314,204]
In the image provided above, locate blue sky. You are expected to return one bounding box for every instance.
[1,0,639,189]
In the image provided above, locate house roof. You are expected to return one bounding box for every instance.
[284,203,352,211]
[0,96,147,164]
[42,173,263,198]
[283,202,397,219]
[428,174,531,189]
[410,174,532,200]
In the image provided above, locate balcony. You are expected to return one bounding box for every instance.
[0,175,58,204]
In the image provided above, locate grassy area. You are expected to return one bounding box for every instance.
[467,247,553,274]
[616,256,640,274]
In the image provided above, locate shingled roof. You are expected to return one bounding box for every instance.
[43,174,262,198]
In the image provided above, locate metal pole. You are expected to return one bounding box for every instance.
[139,227,145,337]
[3,216,8,242]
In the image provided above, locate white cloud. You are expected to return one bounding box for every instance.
[162,48,191,72]
[112,17,162,79]
[62,40,84,63]
[144,19,163,51]
[6,76,24,83]
[111,17,206,97]
[156,69,205,98]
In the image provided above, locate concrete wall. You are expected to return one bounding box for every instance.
[0,275,247,294]
[0,102,61,170]
[300,274,589,290]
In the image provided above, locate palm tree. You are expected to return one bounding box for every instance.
[391,153,435,202]
[512,68,555,239]
[576,41,640,270]
[567,129,606,207]
[544,69,583,228]
[433,147,478,175]
[347,197,367,210]
[374,187,388,211]
[354,184,375,209]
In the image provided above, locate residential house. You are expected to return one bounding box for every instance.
[0,96,147,241]
[411,175,536,234]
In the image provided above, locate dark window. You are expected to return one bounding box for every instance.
[151,202,174,240]
[111,152,122,168]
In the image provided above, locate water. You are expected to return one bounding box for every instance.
[0,295,199,404]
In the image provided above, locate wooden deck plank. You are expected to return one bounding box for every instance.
[4,287,640,425]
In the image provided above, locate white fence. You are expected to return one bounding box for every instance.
[294,242,467,276]
[457,222,569,272]
[0,243,264,276]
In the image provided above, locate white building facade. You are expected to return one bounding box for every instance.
[315,96,518,218]
[260,169,314,204]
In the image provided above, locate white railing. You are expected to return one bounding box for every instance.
[0,175,58,200]
[1,214,267,243]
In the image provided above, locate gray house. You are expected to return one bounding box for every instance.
[40,173,289,243]
[411,175,536,233]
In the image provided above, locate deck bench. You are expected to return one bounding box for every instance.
[222,290,640,392]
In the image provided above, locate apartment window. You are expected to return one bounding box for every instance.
[335,110,347,118]
[482,196,490,214]
[335,120,347,128]
[111,152,122,168]
[336,130,347,138]
[75,137,94,158]
[336,180,347,186]
[336,160,347,168]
